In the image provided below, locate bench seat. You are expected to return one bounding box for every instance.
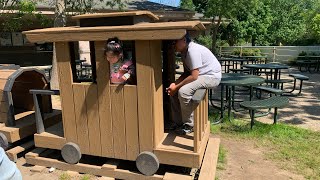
[240,96,289,128]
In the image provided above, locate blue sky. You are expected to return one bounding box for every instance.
[148,0,181,7]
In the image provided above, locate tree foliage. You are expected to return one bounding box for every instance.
[0,0,51,32]
[181,0,320,47]
[180,0,195,11]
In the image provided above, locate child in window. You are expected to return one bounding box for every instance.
[104,37,136,84]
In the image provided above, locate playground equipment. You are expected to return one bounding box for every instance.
[23,11,219,179]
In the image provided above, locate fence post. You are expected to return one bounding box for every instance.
[273,47,276,62]
[240,47,243,57]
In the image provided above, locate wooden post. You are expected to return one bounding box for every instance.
[136,41,154,152]
[55,42,78,144]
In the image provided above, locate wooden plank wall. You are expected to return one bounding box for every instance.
[85,84,102,156]
[72,84,90,154]
[56,41,157,160]
[110,85,126,159]
[135,41,154,152]
[95,41,113,157]
[56,42,78,144]
[124,86,139,161]
[150,41,164,148]
[0,70,16,123]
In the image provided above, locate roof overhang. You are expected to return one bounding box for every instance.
[23,21,206,43]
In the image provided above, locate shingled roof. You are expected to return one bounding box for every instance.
[36,0,188,12]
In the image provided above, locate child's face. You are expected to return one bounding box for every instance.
[106,51,122,64]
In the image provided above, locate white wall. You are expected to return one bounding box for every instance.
[220,46,320,63]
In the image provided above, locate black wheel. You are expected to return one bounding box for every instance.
[61,142,81,164]
[136,151,159,176]
[0,133,9,150]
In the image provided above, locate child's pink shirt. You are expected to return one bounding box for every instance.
[110,59,135,84]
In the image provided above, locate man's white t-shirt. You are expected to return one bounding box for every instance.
[183,42,221,79]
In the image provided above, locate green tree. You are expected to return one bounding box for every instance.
[0,0,51,32]
[180,0,195,10]
[192,0,257,53]
[266,0,307,45]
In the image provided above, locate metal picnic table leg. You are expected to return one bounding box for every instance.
[220,85,225,120]
[228,86,232,121]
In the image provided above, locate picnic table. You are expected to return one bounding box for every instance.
[212,73,265,122]
[296,56,320,72]
[218,57,256,73]
[243,63,289,88]
[242,55,268,64]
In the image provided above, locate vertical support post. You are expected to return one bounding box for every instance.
[274,108,278,124]
[240,47,243,57]
[32,94,45,134]
[273,47,276,62]
[194,106,200,153]
[5,91,15,127]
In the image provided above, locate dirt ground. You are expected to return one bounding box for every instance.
[14,67,320,179]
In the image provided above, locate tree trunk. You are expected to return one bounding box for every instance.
[211,16,222,55]
[50,0,66,90]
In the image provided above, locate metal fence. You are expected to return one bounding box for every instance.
[219,46,320,64]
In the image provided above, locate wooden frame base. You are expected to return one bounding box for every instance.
[6,140,34,162]
[35,122,212,168]
[25,137,220,180]
[0,110,61,143]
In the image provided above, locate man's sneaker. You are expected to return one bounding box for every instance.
[175,124,193,135]
[164,121,179,131]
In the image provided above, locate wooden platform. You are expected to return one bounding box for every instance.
[25,137,220,180]
[0,110,61,143]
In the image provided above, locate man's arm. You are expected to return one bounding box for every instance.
[175,68,199,90]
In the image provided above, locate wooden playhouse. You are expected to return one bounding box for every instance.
[23,11,220,179]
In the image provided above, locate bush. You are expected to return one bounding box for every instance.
[195,35,212,49]
[232,48,262,56]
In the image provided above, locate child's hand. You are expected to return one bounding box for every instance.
[122,73,130,81]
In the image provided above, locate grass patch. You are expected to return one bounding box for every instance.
[210,117,320,179]
[81,174,93,180]
[217,145,227,171]
[59,172,71,180]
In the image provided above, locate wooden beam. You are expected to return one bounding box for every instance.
[136,41,154,152]
[34,132,67,150]
[150,40,164,148]
[194,124,211,168]
[56,42,78,144]
[25,29,187,43]
[154,148,196,168]
[198,138,221,180]
[6,140,34,162]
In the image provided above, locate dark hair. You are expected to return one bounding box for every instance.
[104,37,123,56]
[185,32,192,44]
